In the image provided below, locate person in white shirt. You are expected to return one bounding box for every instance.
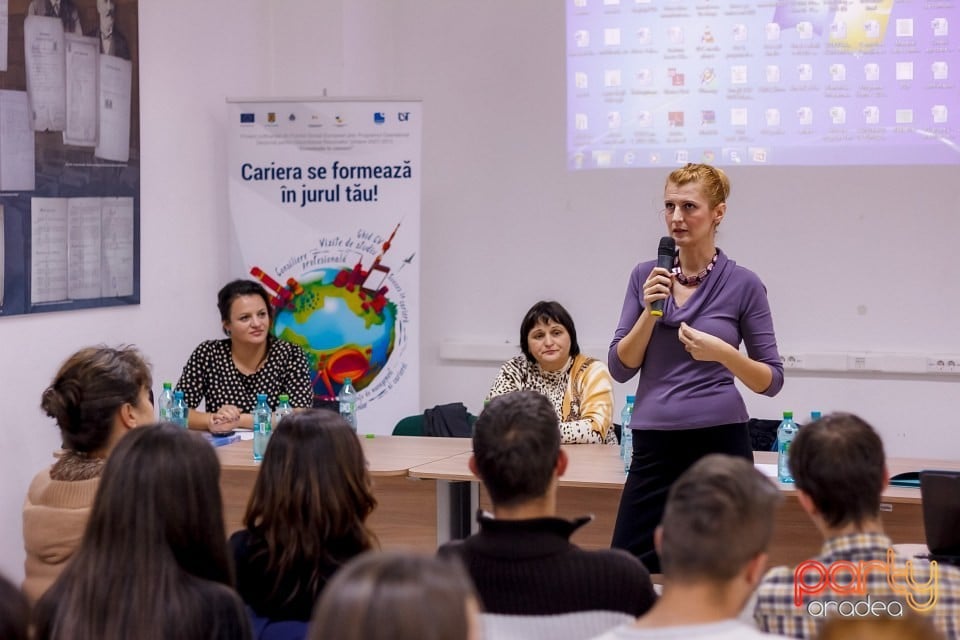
[593,454,786,640]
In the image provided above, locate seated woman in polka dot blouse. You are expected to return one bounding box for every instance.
[176,279,313,433]
[486,300,617,444]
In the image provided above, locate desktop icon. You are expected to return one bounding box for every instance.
[896,109,913,124]
[896,61,914,81]
[896,18,914,37]
[932,17,948,37]
[605,69,622,87]
[932,61,948,80]
[700,67,717,87]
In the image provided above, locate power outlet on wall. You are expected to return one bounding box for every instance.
[927,357,960,374]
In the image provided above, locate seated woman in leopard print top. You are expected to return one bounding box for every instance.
[486,301,616,444]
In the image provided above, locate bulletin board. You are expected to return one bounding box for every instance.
[0,0,139,317]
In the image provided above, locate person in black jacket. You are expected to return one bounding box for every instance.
[438,390,656,617]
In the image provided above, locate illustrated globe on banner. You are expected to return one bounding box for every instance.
[272,267,397,398]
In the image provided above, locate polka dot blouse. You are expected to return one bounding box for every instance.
[176,337,313,413]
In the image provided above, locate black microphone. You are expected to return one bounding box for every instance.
[649,236,676,318]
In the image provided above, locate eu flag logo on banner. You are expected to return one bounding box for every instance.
[240,113,255,123]
[374,112,386,125]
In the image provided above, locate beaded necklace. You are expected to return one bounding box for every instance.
[673,249,719,286]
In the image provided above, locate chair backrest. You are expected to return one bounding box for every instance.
[392,414,425,436]
[392,403,478,437]
[480,611,633,640]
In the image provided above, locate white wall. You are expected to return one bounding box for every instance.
[0,0,280,582]
[2,0,958,582]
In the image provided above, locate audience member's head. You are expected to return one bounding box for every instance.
[242,410,377,601]
[309,552,480,640]
[817,614,945,640]
[471,390,564,509]
[657,454,780,591]
[0,572,29,640]
[33,424,241,639]
[40,345,153,457]
[789,412,887,529]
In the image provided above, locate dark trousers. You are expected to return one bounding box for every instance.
[611,422,752,574]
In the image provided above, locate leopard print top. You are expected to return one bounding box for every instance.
[487,355,616,444]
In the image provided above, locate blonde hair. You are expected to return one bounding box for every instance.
[666,163,730,209]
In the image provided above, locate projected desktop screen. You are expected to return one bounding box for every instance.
[566,0,958,168]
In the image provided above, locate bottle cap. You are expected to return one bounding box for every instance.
[279,394,289,402]
[344,377,352,385]
[174,390,184,399]
[810,411,822,420]
[257,393,268,401]
[626,395,636,403]
[783,410,793,419]
[163,381,172,389]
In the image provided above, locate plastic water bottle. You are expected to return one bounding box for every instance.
[170,390,189,429]
[339,378,358,432]
[777,410,798,483]
[273,394,293,429]
[253,393,272,462]
[157,382,174,421]
[621,395,635,472]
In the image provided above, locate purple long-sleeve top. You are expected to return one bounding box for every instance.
[608,250,784,430]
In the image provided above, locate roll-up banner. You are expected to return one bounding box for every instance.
[226,99,421,434]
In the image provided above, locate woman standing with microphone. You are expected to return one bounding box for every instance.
[609,163,784,573]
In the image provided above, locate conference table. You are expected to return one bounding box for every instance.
[217,435,472,546]
[216,436,958,568]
